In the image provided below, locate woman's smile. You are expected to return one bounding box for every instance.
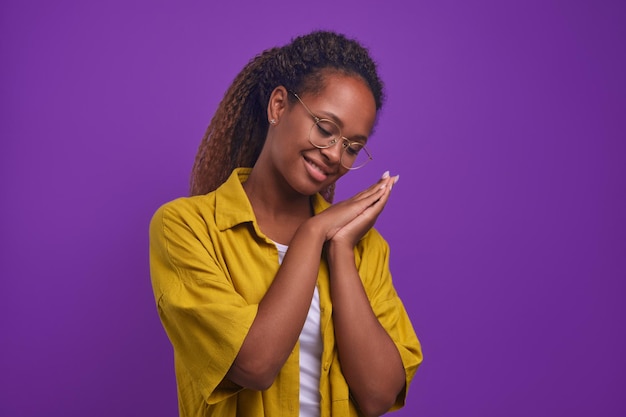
[303,153,332,182]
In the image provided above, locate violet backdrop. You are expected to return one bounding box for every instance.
[1,1,624,416]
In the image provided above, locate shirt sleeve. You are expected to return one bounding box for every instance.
[356,229,423,411]
[149,201,258,404]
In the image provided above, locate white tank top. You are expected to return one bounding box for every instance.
[274,242,322,417]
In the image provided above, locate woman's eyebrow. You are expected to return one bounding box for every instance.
[348,134,369,143]
[316,109,343,126]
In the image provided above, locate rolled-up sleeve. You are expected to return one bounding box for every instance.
[150,203,258,404]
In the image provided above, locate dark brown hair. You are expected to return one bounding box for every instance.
[190,30,384,201]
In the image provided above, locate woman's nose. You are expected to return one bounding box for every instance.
[319,141,343,163]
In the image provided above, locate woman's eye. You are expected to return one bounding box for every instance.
[316,125,331,137]
[316,120,340,139]
[345,144,362,156]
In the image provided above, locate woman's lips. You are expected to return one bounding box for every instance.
[303,156,329,182]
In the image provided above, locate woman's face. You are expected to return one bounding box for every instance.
[266,73,377,197]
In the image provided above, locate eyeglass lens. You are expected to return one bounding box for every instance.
[309,120,371,169]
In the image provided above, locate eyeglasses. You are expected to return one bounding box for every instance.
[291,92,373,170]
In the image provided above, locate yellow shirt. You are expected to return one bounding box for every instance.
[149,168,422,417]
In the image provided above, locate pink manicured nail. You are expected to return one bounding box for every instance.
[394,175,400,184]
[381,170,390,179]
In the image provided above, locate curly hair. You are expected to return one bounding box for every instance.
[189,30,385,201]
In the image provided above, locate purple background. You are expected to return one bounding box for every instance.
[2,1,625,416]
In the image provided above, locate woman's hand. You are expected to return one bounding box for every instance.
[313,171,399,247]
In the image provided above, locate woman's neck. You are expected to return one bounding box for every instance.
[242,168,313,245]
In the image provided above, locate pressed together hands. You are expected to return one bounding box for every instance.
[317,170,400,247]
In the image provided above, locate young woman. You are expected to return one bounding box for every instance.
[150,30,422,417]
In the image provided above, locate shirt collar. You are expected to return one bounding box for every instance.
[215,167,332,232]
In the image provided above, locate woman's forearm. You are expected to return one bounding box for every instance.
[226,220,326,390]
[327,242,405,416]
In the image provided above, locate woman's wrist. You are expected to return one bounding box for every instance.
[325,239,354,263]
[297,216,327,244]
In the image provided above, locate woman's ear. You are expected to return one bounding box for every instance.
[267,86,289,125]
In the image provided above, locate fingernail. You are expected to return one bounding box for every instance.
[379,183,386,190]
[394,175,400,184]
[381,170,390,179]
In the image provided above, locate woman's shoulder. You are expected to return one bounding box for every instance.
[151,193,217,227]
